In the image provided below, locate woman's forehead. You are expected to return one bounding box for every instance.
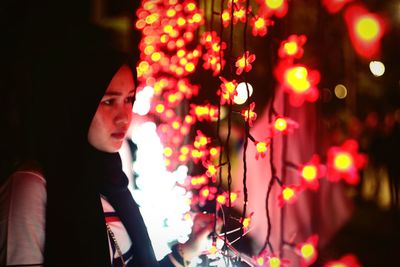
[105,65,135,94]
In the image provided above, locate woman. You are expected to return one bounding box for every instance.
[0,25,214,267]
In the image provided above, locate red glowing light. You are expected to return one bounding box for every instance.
[276,62,320,107]
[203,161,218,178]
[323,254,361,267]
[344,5,386,59]
[278,185,301,207]
[322,0,354,14]
[259,0,288,18]
[241,211,254,231]
[299,155,326,191]
[327,139,367,185]
[218,76,238,104]
[236,51,256,75]
[278,34,307,59]
[191,104,219,122]
[295,235,319,267]
[255,140,269,160]
[251,16,274,37]
[241,102,257,127]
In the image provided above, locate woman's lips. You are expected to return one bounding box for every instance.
[111,132,126,140]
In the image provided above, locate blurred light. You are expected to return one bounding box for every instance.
[301,244,315,259]
[355,15,380,41]
[334,152,353,171]
[266,0,284,9]
[234,82,254,104]
[133,87,154,116]
[302,165,317,181]
[334,84,347,99]
[285,66,310,93]
[369,60,385,76]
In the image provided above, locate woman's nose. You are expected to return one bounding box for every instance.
[114,106,131,127]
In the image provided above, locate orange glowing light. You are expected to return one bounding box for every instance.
[186,2,196,11]
[155,104,165,113]
[151,52,161,62]
[254,17,265,28]
[282,187,294,201]
[334,152,353,171]
[285,66,310,93]
[163,24,173,34]
[300,244,315,260]
[185,62,195,72]
[209,147,219,157]
[274,118,287,132]
[230,192,238,203]
[222,10,231,27]
[284,41,298,55]
[235,51,256,75]
[201,188,210,197]
[177,17,186,26]
[302,165,317,181]
[207,165,217,177]
[269,257,281,267]
[257,256,265,266]
[164,147,173,157]
[172,120,180,130]
[180,146,190,155]
[355,15,380,41]
[265,0,284,9]
[344,5,386,59]
[208,245,218,254]
[166,8,176,17]
[145,13,159,24]
[255,141,268,160]
[217,195,226,204]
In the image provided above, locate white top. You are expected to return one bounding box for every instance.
[0,170,132,266]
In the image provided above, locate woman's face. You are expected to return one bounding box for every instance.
[88,64,135,153]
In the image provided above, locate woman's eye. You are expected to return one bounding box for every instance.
[102,99,114,105]
[125,96,135,104]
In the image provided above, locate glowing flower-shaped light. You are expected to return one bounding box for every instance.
[276,62,320,107]
[190,104,219,121]
[254,250,290,267]
[190,174,208,189]
[323,254,361,267]
[255,140,270,160]
[299,155,326,191]
[259,0,289,18]
[296,235,319,267]
[218,76,238,104]
[272,116,299,136]
[194,130,210,149]
[221,9,231,28]
[241,102,258,127]
[203,161,218,179]
[236,51,256,75]
[216,191,239,207]
[344,5,386,59]
[278,34,307,59]
[241,211,254,232]
[251,16,274,37]
[199,186,218,206]
[327,139,367,185]
[278,185,302,207]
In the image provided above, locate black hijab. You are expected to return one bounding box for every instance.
[30,25,159,267]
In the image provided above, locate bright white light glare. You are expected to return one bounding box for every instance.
[130,121,192,260]
[142,85,155,98]
[132,87,154,116]
[369,61,385,77]
[334,84,348,99]
[233,82,254,105]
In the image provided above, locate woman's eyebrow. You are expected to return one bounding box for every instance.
[104,89,135,96]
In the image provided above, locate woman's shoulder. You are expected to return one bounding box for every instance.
[10,161,45,183]
[1,161,46,196]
